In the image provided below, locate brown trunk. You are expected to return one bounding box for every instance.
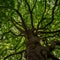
[25,35,49,60]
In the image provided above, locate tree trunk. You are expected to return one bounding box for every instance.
[25,35,49,60]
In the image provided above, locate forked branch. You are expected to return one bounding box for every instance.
[43,0,58,28]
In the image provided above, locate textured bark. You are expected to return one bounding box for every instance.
[25,35,49,60]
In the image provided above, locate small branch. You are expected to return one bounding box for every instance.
[0,30,23,41]
[31,0,37,11]
[49,40,56,52]
[17,0,21,10]
[43,0,58,28]
[11,17,22,26]
[10,17,25,36]
[0,31,11,40]
[49,40,60,52]
[18,53,22,60]
[24,0,34,30]
[54,41,60,46]
[0,5,28,32]
[10,17,23,31]
[38,30,60,34]
[4,50,25,60]
[42,34,60,38]
[15,9,28,32]
[13,37,23,50]
[10,30,24,36]
[37,0,46,31]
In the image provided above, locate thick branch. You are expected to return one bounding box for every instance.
[24,0,34,29]
[48,53,59,60]
[4,50,25,60]
[43,0,58,28]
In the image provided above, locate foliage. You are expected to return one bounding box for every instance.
[0,0,60,60]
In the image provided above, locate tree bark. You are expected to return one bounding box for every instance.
[25,35,49,60]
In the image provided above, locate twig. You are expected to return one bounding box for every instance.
[4,50,25,60]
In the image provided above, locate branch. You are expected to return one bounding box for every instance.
[43,0,58,28]
[16,41,25,51]
[11,17,22,26]
[14,9,28,32]
[24,0,34,30]
[13,37,23,50]
[54,40,60,46]
[38,30,60,34]
[31,0,37,11]
[37,0,46,32]
[4,50,25,60]
[0,5,28,32]
[42,34,60,38]
[10,17,24,32]
[17,0,21,10]
[49,40,60,52]
[48,53,59,60]
[0,30,23,41]
[18,53,22,60]
[0,31,11,41]
[10,30,24,36]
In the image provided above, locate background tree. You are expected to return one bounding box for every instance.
[0,0,60,60]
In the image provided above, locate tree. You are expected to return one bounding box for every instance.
[0,0,60,60]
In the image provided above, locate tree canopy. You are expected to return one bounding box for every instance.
[0,0,60,60]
